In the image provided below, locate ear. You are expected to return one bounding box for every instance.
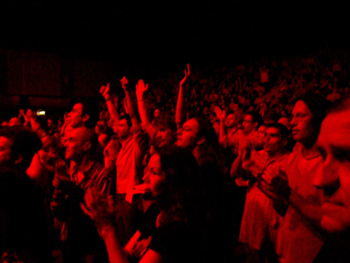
[82,114,90,123]
[282,138,288,147]
[83,141,92,152]
[14,154,23,165]
[196,136,206,146]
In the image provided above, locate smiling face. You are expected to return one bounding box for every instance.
[313,109,350,233]
[290,100,314,144]
[67,103,86,128]
[64,128,90,162]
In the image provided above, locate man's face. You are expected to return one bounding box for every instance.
[64,128,88,161]
[225,113,236,128]
[263,127,285,156]
[290,100,314,143]
[116,119,130,139]
[67,103,85,128]
[0,136,12,168]
[155,128,174,148]
[176,118,199,149]
[256,125,266,149]
[242,114,255,134]
[313,109,350,233]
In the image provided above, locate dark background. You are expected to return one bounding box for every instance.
[0,0,348,72]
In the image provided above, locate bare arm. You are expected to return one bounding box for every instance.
[100,83,120,125]
[175,64,190,129]
[121,76,140,128]
[135,79,158,140]
[213,106,227,147]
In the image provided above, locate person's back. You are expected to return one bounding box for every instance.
[0,168,51,263]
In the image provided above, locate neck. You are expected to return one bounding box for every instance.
[301,143,319,159]
[192,146,202,165]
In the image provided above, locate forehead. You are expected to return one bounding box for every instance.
[183,118,200,133]
[119,119,128,126]
[317,110,350,149]
[72,103,84,113]
[292,100,312,115]
[244,114,253,121]
[265,127,280,135]
[258,125,266,132]
[227,113,235,119]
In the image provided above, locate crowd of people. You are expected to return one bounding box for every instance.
[1,47,350,263]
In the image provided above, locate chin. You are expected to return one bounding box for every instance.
[321,216,349,233]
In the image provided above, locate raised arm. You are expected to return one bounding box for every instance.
[136,79,158,140]
[100,83,120,125]
[175,64,191,130]
[121,76,140,128]
[213,106,227,147]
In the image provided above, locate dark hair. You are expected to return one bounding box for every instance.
[265,123,289,141]
[119,114,132,128]
[295,93,329,136]
[245,111,262,126]
[73,98,99,129]
[153,111,177,132]
[0,126,42,170]
[157,146,199,224]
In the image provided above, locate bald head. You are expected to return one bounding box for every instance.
[64,127,98,162]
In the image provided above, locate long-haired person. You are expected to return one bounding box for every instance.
[81,146,201,263]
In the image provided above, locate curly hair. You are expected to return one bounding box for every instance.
[156,146,200,226]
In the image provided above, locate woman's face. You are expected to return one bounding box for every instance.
[290,100,314,143]
[148,154,166,198]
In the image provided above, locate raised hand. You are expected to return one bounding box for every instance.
[120,76,129,90]
[179,63,191,87]
[100,83,111,100]
[213,106,226,121]
[80,188,116,235]
[135,79,149,100]
[52,159,72,189]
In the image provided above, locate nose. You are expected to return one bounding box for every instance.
[290,116,297,126]
[142,169,150,184]
[313,159,340,197]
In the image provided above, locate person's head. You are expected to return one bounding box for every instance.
[225,112,237,128]
[255,124,267,150]
[176,118,201,150]
[0,126,42,171]
[66,99,99,129]
[313,96,350,233]
[242,111,260,134]
[8,117,21,127]
[290,94,328,147]
[147,146,198,213]
[263,123,288,156]
[116,114,131,139]
[153,112,177,148]
[64,127,98,163]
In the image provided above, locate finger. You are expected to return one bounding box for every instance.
[145,84,149,91]
[80,203,94,219]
